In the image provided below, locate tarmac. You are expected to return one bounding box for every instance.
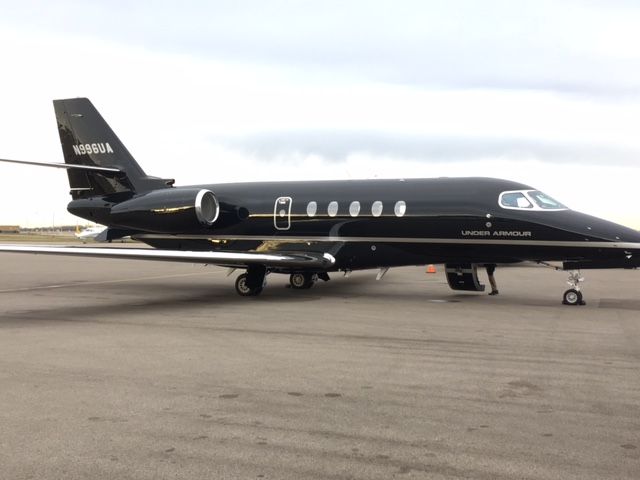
[0,252,639,479]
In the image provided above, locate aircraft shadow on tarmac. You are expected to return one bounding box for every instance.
[3,273,638,325]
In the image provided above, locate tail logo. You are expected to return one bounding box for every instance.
[72,143,114,156]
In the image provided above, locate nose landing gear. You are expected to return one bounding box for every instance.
[562,270,586,306]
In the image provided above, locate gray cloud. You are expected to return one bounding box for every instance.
[5,0,640,96]
[216,130,640,166]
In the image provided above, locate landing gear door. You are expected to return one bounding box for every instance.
[274,197,292,230]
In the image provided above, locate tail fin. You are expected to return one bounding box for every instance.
[54,98,172,199]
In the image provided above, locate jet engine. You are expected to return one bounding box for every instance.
[109,188,219,232]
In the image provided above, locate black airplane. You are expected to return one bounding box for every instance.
[1,98,639,305]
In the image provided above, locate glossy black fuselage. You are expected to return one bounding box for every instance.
[67,177,640,272]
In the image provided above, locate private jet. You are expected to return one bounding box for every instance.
[1,98,638,305]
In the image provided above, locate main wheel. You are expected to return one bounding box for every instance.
[289,273,316,289]
[562,288,583,306]
[235,273,263,296]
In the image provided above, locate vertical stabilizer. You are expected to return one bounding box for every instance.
[54,98,171,198]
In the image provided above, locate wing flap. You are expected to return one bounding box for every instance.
[0,244,335,269]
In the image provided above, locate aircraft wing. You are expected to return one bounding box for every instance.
[0,245,336,269]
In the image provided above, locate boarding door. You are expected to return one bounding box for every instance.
[274,197,292,230]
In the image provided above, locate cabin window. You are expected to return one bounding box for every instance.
[306,201,317,217]
[371,201,383,217]
[349,201,360,217]
[328,201,339,217]
[394,200,406,217]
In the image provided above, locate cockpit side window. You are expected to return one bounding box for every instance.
[499,190,568,211]
[500,192,533,209]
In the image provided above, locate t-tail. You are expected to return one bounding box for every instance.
[54,98,173,199]
[0,98,220,236]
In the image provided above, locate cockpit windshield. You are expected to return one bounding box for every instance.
[527,190,567,209]
[499,190,568,211]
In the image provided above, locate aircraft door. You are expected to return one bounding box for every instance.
[274,196,292,230]
[445,263,486,291]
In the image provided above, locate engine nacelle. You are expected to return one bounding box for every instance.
[109,188,219,233]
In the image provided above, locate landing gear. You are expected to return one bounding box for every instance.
[234,268,329,296]
[562,288,583,306]
[562,270,586,306]
[235,265,267,296]
[235,274,263,296]
[289,272,317,289]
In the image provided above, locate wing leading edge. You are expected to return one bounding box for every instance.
[0,245,336,269]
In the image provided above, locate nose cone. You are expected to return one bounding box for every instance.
[558,211,640,242]
[552,211,640,270]
[521,209,640,243]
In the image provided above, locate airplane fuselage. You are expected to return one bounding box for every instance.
[67,177,640,272]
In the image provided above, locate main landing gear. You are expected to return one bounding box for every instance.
[235,265,267,296]
[234,268,330,296]
[562,270,586,306]
[289,272,318,289]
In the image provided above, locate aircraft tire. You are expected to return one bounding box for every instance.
[290,273,316,289]
[562,288,583,306]
[235,273,263,296]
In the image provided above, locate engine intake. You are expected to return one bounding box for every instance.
[110,188,220,232]
[194,189,219,225]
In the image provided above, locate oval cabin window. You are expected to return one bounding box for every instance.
[349,201,361,217]
[371,201,383,217]
[307,201,317,217]
[327,201,339,217]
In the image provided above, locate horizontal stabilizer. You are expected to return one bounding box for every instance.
[0,245,336,269]
[0,158,122,175]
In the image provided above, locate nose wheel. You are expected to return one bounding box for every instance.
[562,270,586,305]
[562,288,583,305]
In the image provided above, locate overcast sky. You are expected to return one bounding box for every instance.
[1,0,639,228]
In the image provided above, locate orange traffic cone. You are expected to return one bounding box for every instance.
[426,264,437,274]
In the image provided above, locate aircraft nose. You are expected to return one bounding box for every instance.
[586,216,640,242]
[554,210,640,242]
